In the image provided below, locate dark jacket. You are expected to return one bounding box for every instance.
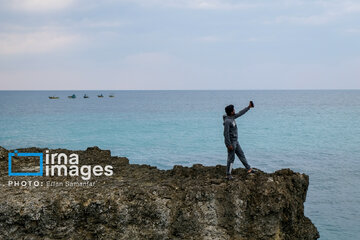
[223,106,250,147]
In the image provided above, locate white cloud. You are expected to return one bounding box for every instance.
[345,28,360,33]
[5,0,75,12]
[265,0,360,25]
[122,52,179,66]
[0,31,80,55]
[195,35,273,43]
[176,0,261,10]
[340,1,360,13]
[76,19,129,28]
[114,52,191,89]
[196,36,224,42]
[121,0,360,11]
[120,0,262,10]
[270,12,339,25]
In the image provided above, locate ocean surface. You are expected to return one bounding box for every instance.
[0,90,359,239]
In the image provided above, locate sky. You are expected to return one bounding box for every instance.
[0,0,359,90]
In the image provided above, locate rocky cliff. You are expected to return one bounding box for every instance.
[0,146,319,240]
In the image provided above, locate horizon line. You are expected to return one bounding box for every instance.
[0,89,359,91]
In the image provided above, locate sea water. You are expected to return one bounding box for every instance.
[0,90,359,239]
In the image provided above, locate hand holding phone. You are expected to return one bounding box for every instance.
[249,101,254,108]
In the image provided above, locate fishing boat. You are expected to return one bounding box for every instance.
[84,94,89,98]
[109,94,115,98]
[49,96,59,99]
[68,94,76,99]
[97,94,104,98]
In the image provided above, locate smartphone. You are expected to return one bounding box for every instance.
[250,101,254,107]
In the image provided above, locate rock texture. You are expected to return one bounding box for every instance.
[0,146,319,240]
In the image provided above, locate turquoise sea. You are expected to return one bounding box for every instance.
[0,90,359,239]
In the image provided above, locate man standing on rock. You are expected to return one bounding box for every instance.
[223,102,255,180]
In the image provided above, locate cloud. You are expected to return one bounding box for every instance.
[195,35,273,43]
[270,12,339,25]
[196,36,224,43]
[170,0,261,10]
[120,0,262,10]
[122,0,360,12]
[264,0,360,25]
[4,0,75,12]
[0,31,80,55]
[75,19,129,29]
[113,52,192,89]
[123,52,176,65]
[341,1,360,13]
[345,28,360,33]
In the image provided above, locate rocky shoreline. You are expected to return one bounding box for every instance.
[0,146,319,239]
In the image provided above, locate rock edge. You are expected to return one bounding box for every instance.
[0,146,319,240]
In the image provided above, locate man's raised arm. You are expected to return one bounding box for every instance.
[234,106,250,119]
[234,101,254,119]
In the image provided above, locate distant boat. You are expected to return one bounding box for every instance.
[49,96,59,99]
[84,94,89,98]
[109,94,115,98]
[68,94,76,99]
[97,94,104,98]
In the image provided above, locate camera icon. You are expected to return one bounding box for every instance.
[8,150,43,176]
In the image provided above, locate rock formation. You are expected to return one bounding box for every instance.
[0,146,319,239]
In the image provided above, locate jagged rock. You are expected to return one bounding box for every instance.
[0,146,319,240]
[0,146,8,161]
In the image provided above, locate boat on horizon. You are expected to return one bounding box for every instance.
[109,94,115,98]
[68,94,76,99]
[84,94,89,98]
[97,94,104,98]
[49,96,59,99]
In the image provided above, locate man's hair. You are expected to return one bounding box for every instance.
[225,104,234,116]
